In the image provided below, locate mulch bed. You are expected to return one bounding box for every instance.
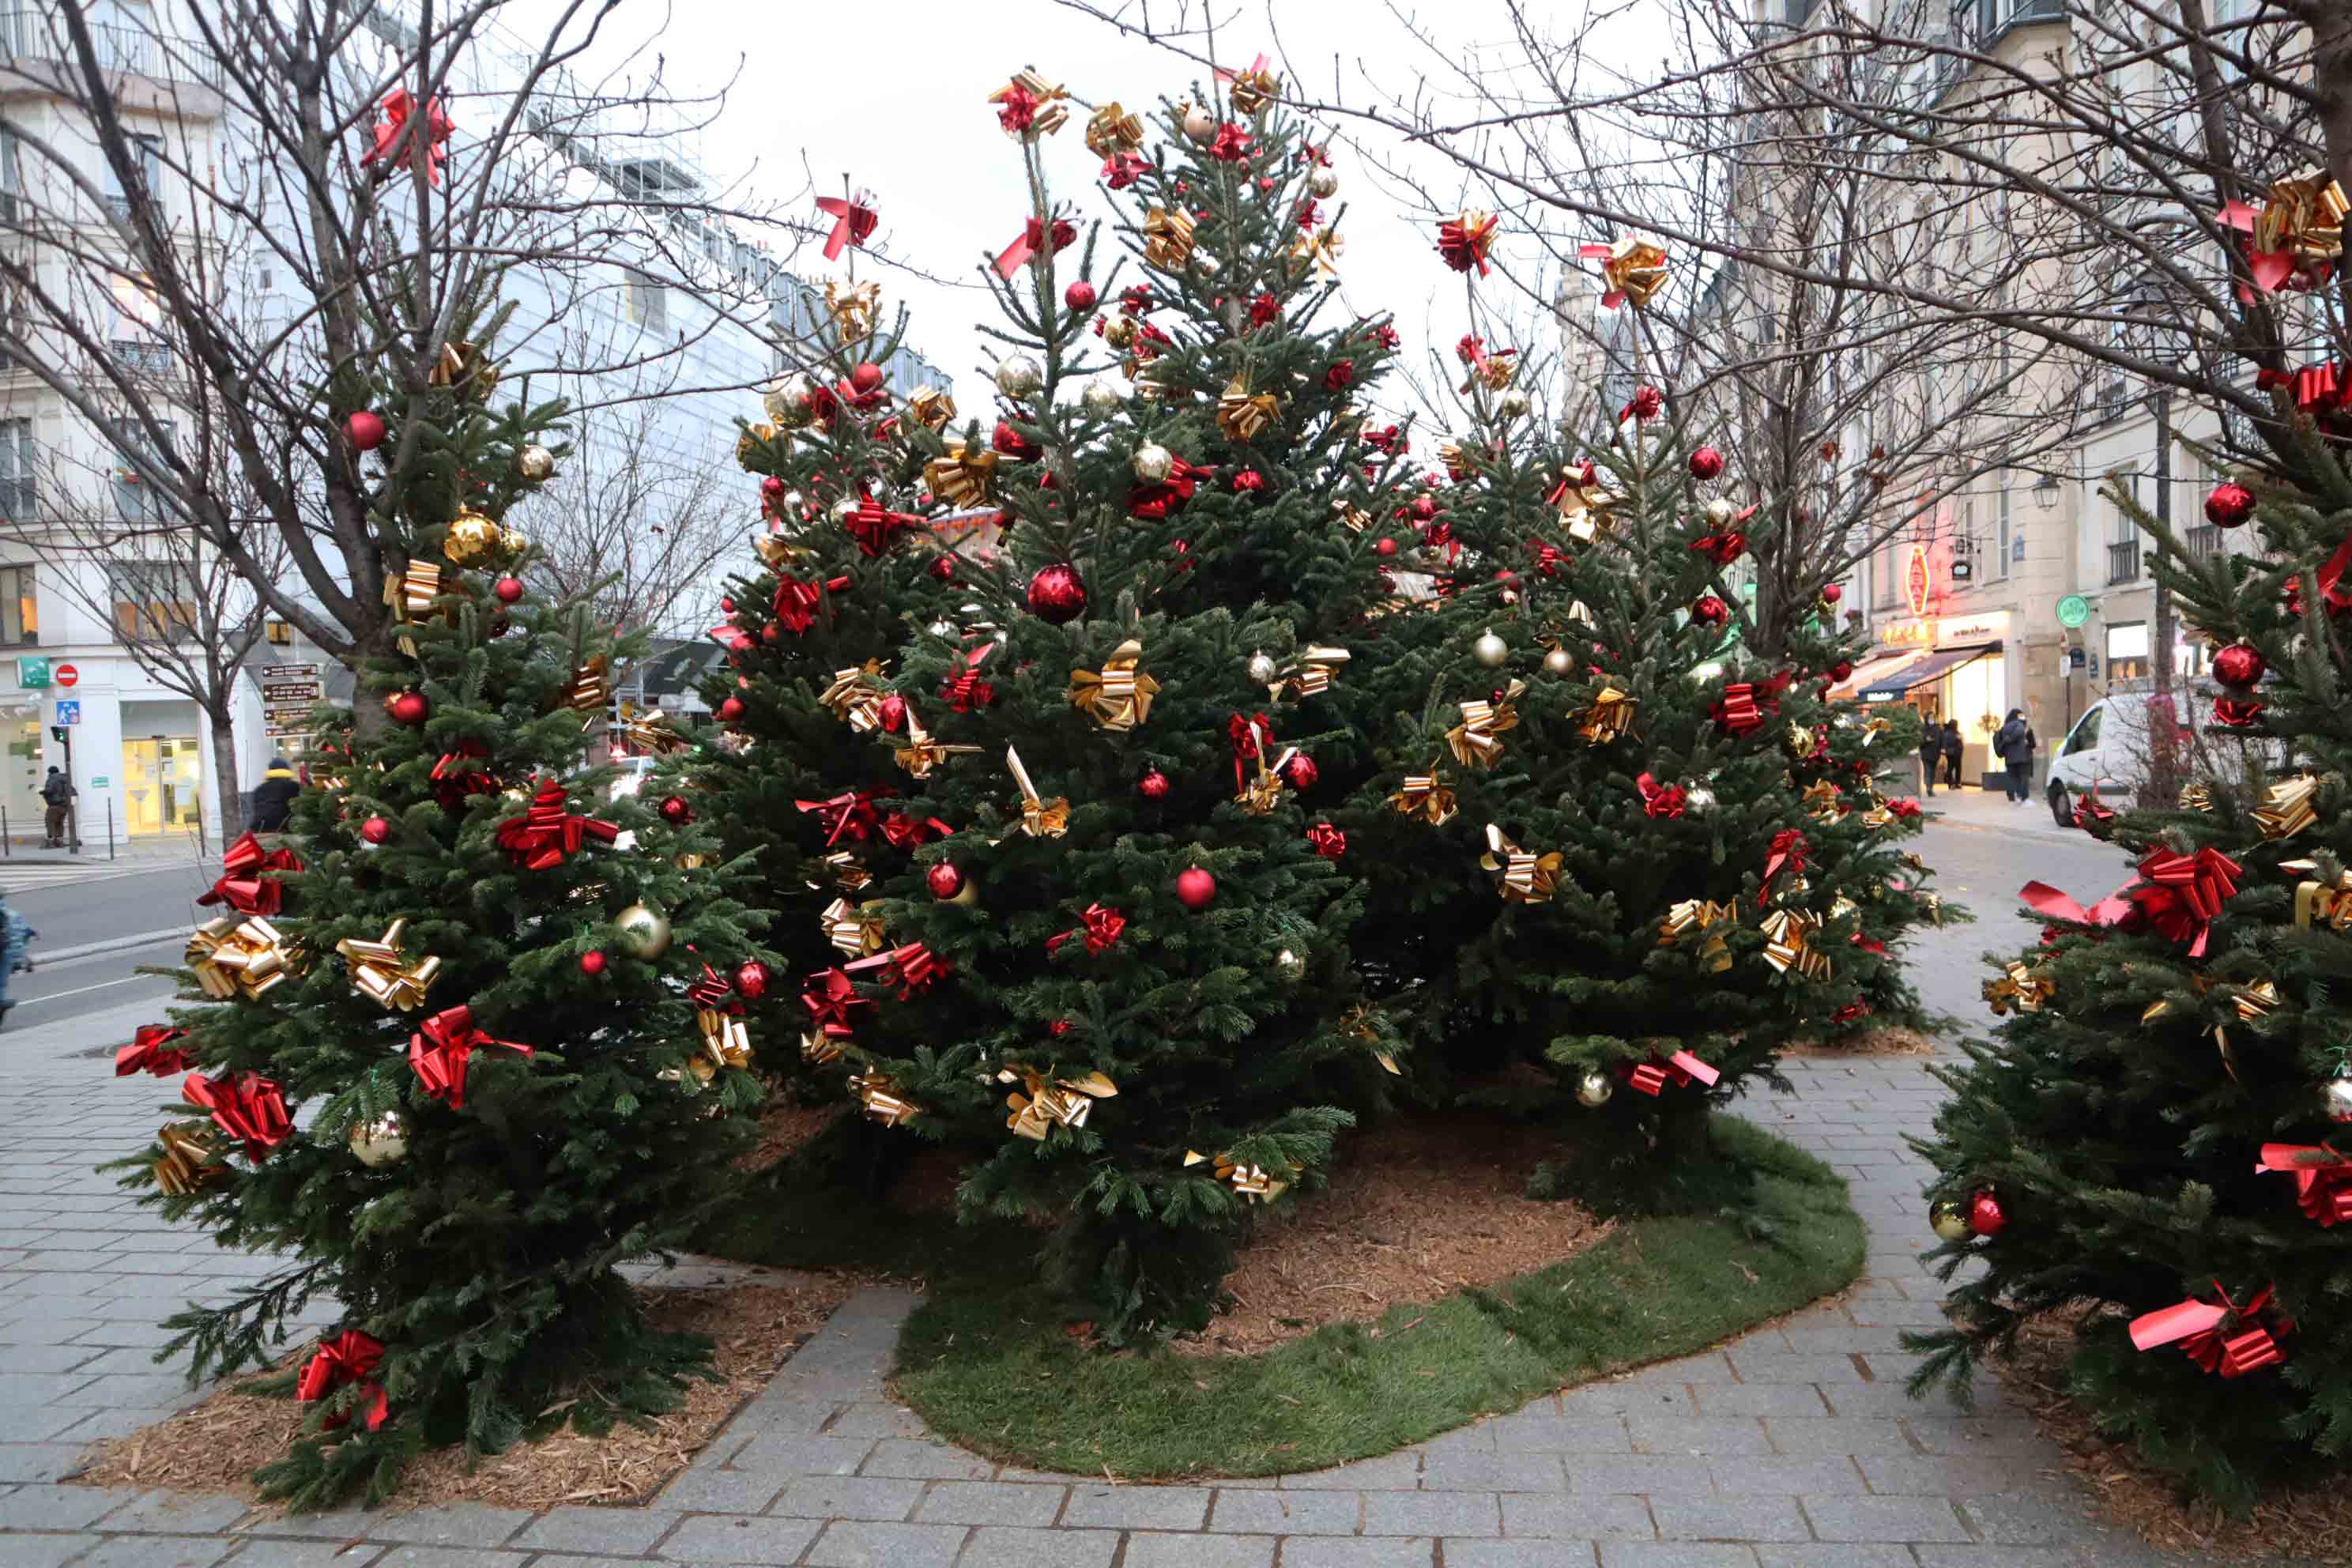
[74,1272,858,1513]
[1785,1023,1940,1057]
[1185,1114,1606,1356]
[1996,1306,2352,1564]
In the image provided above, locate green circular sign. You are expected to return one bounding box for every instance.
[2055,594,2091,628]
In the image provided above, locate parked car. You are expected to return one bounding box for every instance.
[2042,688,2282,828]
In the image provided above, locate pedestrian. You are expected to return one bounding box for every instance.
[248,757,302,834]
[1916,720,1941,797]
[0,889,34,1027]
[1940,718,1964,790]
[1994,707,2037,804]
[38,766,76,849]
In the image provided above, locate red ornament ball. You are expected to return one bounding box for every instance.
[1065,280,1098,312]
[929,555,956,583]
[761,623,782,645]
[760,475,785,500]
[385,690,430,727]
[926,861,967,901]
[1967,1190,2007,1238]
[494,575,525,605]
[1830,659,1854,682]
[734,960,770,1001]
[1688,445,1724,481]
[1027,563,1088,624]
[1409,495,1438,522]
[1820,582,1843,605]
[2205,481,2256,529]
[1375,537,1398,557]
[360,816,392,845]
[718,695,745,722]
[1691,594,1729,628]
[345,410,386,451]
[1049,1017,1076,1038]
[1174,867,1217,910]
[659,795,694,825]
[850,362,885,394]
[579,950,608,977]
[1138,768,1171,801]
[876,693,909,733]
[1283,752,1320,792]
[2213,641,2267,689]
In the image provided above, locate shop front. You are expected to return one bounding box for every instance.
[1834,611,2015,786]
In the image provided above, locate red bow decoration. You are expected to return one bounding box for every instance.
[2131,1280,2289,1378]
[2258,1144,2352,1227]
[1762,828,1810,901]
[183,1072,292,1161]
[880,811,953,850]
[1047,903,1127,956]
[772,575,827,635]
[1208,122,1253,163]
[118,1023,193,1078]
[802,967,869,1039]
[1622,386,1666,423]
[1129,456,1214,520]
[408,1005,532,1110]
[991,418,1042,462]
[707,621,752,654]
[360,88,453,185]
[1364,424,1407,455]
[814,190,880,260]
[1637,772,1687,820]
[1622,1050,1720,1097]
[1691,531,1747,567]
[496,777,620,871]
[1230,711,1272,794]
[1436,209,1498,276]
[198,831,303,917]
[2129,846,2241,958]
[2213,696,2267,729]
[994,213,1079,279]
[688,962,740,1012]
[842,494,924,557]
[2019,877,2136,932]
[297,1330,390,1431]
[2256,361,2348,416]
[845,942,948,999]
[942,643,998,713]
[1306,820,1347,860]
[1528,541,1569,578]
[2284,534,2352,617]
[432,741,499,811]
[1102,153,1152,189]
[1886,797,1924,820]
[1711,677,1781,737]
[797,790,884,846]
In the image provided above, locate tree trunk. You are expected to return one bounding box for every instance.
[208,701,246,843]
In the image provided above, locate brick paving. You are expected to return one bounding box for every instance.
[0,815,2218,1566]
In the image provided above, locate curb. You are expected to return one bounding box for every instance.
[40,929,188,965]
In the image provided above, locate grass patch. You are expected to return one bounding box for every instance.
[707,1116,1863,1479]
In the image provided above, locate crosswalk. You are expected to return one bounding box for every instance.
[0,855,187,889]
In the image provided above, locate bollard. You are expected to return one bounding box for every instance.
[107,797,115,861]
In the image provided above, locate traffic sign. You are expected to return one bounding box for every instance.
[2056,594,2090,628]
[54,663,77,687]
[55,699,80,726]
[17,657,47,688]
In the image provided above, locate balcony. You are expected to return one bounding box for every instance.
[2186,522,2225,560]
[2107,540,2142,585]
[0,10,224,104]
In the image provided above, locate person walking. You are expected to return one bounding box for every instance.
[38,766,76,849]
[1994,708,2037,804]
[0,889,34,1027]
[248,757,302,834]
[1916,721,1942,797]
[1940,719,1964,790]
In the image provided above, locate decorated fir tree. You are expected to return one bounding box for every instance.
[111,319,772,1508]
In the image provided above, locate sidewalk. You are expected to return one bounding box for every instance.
[1917,784,2087,844]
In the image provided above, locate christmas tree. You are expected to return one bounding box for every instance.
[1911,444,2352,1508]
[111,313,772,1509]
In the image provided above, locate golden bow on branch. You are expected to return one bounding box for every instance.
[906,385,958,432]
[1579,236,1669,309]
[989,68,1070,135]
[383,560,447,656]
[1448,680,1525,770]
[1084,100,1145,156]
[1184,1148,1293,1202]
[821,898,888,958]
[1547,473,1619,544]
[825,279,880,343]
[923,442,999,507]
[334,918,443,1012]
[695,1008,753,1075]
[850,1071,922,1127]
[1216,375,1280,442]
[189,916,296,1001]
[1005,747,1070,839]
[1387,763,1458,827]
[1289,227,1343,281]
[820,662,890,731]
[1238,746,1297,816]
[800,1031,844,1067]
[752,528,809,569]
[1144,207,1197,271]
[153,1121,228,1197]
[2181,782,2216,812]
[2253,170,2350,269]
[2284,860,2352,930]
[999,1063,1120,1140]
[558,655,610,728]
[894,715,981,779]
[2254,775,2320,840]
[1802,779,1847,824]
[1272,646,1351,700]
[1575,686,1638,744]
[1438,440,1474,481]
[1760,907,1831,982]
[1983,959,2055,1016]
[1659,898,1736,972]
[1479,823,1565,904]
[1069,639,1159,732]
[1224,58,1281,114]
[619,708,688,756]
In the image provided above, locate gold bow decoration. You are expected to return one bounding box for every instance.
[1760,907,1831,982]
[1144,207,1197,271]
[735,421,778,464]
[1288,227,1343,281]
[1226,62,1281,114]
[894,714,982,779]
[1448,680,1525,770]
[1084,100,1145,156]
[2253,170,2350,270]
[1005,747,1070,839]
[383,560,447,656]
[1856,716,1892,749]
[1479,823,1565,904]
[1217,375,1280,442]
[800,1031,844,1067]
[1801,779,1847,824]
[1583,236,1669,308]
[619,708,689,756]
[1335,502,1372,533]
[824,279,881,344]
[1069,639,1159,732]
[923,441,999,507]
[1659,899,1736,972]
[560,655,610,727]
[814,851,871,893]
[334,918,443,1012]
[1272,646,1351,701]
[989,68,1070,136]
[696,1008,753,1074]
[1341,1003,1402,1075]
[2285,860,2352,930]
[753,529,810,568]
[850,1071,922,1127]
[821,898,888,958]
[819,662,890,731]
[189,915,296,1001]
[1983,960,2055,1016]
[1549,473,1619,544]
[1858,801,1896,830]
[2254,775,2319,840]
[906,386,958,432]
[1438,440,1474,481]
[999,1063,1120,1140]
[1184,1148,1294,1202]
[2181,782,2215,812]
[1576,686,1638,744]
[153,1122,228,1197]
[1387,763,1458,827]
[1238,745,1298,816]
[431,339,500,401]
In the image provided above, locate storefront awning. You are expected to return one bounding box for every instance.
[1858,642,2000,703]
[1827,649,1925,703]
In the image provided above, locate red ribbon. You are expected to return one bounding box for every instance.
[2130,1281,2288,1378]
[1622,386,1666,423]
[774,576,824,635]
[843,494,924,557]
[2218,198,2307,297]
[845,942,948,999]
[1306,821,1347,860]
[496,777,620,871]
[118,1023,192,1078]
[942,643,998,712]
[1209,122,1253,163]
[1364,424,1408,455]
[814,191,879,260]
[297,1330,390,1431]
[688,962,739,1011]
[797,790,884,846]
[432,741,499,811]
[183,1072,292,1160]
[408,1005,531,1110]
[2286,533,2352,617]
[198,831,303,916]
[1229,712,1272,794]
[707,621,752,654]
[1437,212,1498,276]
[1102,153,1152,189]
[2258,1144,2352,1227]
[1691,531,1747,567]
[1762,829,1810,899]
[1129,456,1214,520]
[2211,695,2267,729]
[2018,878,2135,932]
[880,812,953,850]
[995,214,1078,279]
[991,418,1042,462]
[1622,1050,1720,1097]
[1048,903,1126,957]
[360,88,453,185]
[1637,772,1687,820]
[2256,360,2348,415]
[2129,846,2241,957]
[801,967,868,1039]
[1712,677,1781,737]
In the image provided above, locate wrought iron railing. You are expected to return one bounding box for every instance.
[0,11,221,92]
[2107,539,2142,584]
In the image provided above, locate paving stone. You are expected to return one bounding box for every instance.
[214,1542,386,1566]
[1556,1385,1692,1417]
[1596,1547,1761,1568]
[58,1374,202,1409]
[654,1513,824,1564]
[1498,1492,1656,1540]
[1362,1490,1499,1537]
[1626,1417,1772,1457]
[1898,1417,2045,1457]
[97,1491,254,1535]
[69,1537,236,1567]
[1441,1544,1599,1568]
[910,1482,1065,1527]
[954,1525,1118,1568]
[1560,1456,1710,1497]
[364,1549,528,1567]
[1855,1455,2038,1496]
[858,1440,996,1482]
[1721,1355,1868,1385]
[1651,1494,1811,1542]
[1689,1385,1832,1419]
[1277,1540,1435,1568]
[1752,1551,1917,1568]
[1706,1457,1866,1496]
[1060,1485,1212,1531]
[652,1464,787,1514]
[1417,1452,1567,1492]
[733,1397,845,1437]
[1121,1532,1276,1568]
[343,1503,535,1548]
[1797,1494,1973,1543]
[801,1518,967,1568]
[512,1504,677,1555]
[1,1479,134,1528]
[826,1403,930,1439]
[0,1536,105,1568]
[769,1476,928,1522]
[726,1432,878,1476]
[1488,1415,1634,1452]
[1761,1419,1913,1457]
[1205,1488,1359,1535]
[1279,1454,1422,1490]
[1951,1492,2101,1545]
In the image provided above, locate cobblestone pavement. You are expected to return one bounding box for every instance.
[0,818,2219,1566]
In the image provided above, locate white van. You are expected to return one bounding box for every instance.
[2045,688,2277,827]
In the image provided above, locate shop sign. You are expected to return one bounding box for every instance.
[1936,611,2011,644]
[16,657,47,688]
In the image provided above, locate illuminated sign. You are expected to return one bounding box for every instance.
[1904,543,1932,616]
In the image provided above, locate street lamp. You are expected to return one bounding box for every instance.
[2033,472,2061,510]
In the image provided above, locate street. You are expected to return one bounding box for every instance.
[2,861,210,1032]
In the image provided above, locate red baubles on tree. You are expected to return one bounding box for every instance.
[346,410,386,451]
[850,362,885,395]
[1830,659,1854,682]
[1282,752,1320,792]
[1820,583,1843,605]
[926,861,967,901]
[385,691,430,726]
[1691,594,1729,628]
[494,576,524,605]
[360,816,392,845]
[2205,480,2256,528]
[718,695,744,722]
[1137,768,1170,801]
[579,950,607,977]
[1967,1189,2007,1238]
[1375,537,1397,557]
[734,960,770,1001]
[1027,564,1087,624]
[1688,445,1724,481]
[876,693,909,733]
[1175,867,1217,910]
[2214,641,2267,688]
[658,795,694,825]
[1065,279,1097,312]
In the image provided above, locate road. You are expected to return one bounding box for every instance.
[2,861,209,1038]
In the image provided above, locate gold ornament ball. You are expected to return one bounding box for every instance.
[1102,315,1139,349]
[1472,628,1510,669]
[767,372,819,427]
[995,355,1044,400]
[1929,1197,1971,1243]
[516,443,556,482]
[1275,947,1307,982]
[2325,1075,2352,1124]
[1082,381,1123,415]
[1133,442,1174,484]
[349,1114,409,1169]
[499,526,527,562]
[1574,1069,1614,1108]
[1702,497,1736,527]
[1309,166,1340,198]
[1246,650,1280,685]
[443,509,506,567]
[1496,390,1531,421]
[613,903,673,959]
[1181,101,1217,141]
[1543,646,1575,677]
[780,488,807,515]
[1686,784,1717,814]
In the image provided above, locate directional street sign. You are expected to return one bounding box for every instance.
[54,699,80,726]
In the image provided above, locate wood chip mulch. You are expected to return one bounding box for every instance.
[73,1272,858,1513]
[1996,1306,2352,1564]
[1785,1023,1940,1057]
[1186,1114,1607,1356]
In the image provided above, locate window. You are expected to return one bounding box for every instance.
[265,618,292,646]
[0,129,18,223]
[1997,485,2012,579]
[0,418,32,519]
[114,421,175,523]
[0,565,37,647]
[624,277,668,334]
[103,134,164,222]
[2063,705,2102,756]
[107,560,198,642]
[2106,621,2150,680]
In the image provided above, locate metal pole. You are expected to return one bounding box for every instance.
[3,804,9,856]
[107,797,115,862]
